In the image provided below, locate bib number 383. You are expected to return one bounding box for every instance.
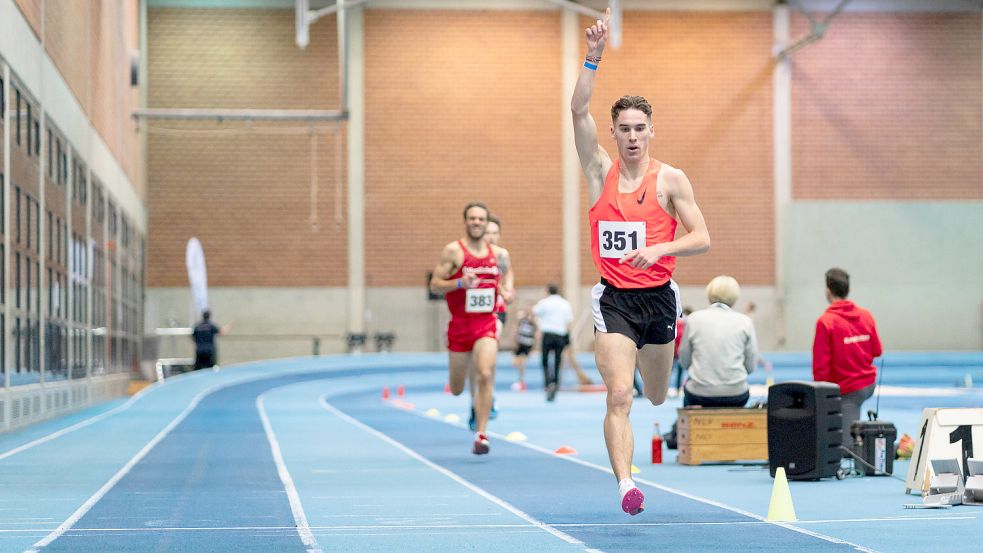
[465,288,496,313]
[598,221,646,259]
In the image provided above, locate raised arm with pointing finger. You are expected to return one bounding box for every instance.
[571,9,613,206]
[569,6,711,518]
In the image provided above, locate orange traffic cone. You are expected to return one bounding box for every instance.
[554,446,578,455]
[381,386,390,400]
[397,384,406,397]
[444,382,452,394]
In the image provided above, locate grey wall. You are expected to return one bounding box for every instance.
[148,282,785,361]
[782,202,983,351]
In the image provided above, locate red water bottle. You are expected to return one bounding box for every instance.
[651,423,663,464]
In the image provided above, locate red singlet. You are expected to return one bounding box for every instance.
[445,240,501,352]
[589,159,677,288]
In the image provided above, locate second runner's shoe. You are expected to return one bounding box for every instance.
[472,432,490,455]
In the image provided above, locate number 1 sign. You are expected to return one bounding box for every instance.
[905,408,983,494]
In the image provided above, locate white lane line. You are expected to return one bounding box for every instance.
[319,397,598,553]
[0,380,166,461]
[0,361,337,462]
[388,401,883,553]
[256,393,323,553]
[22,377,239,553]
[0,514,974,534]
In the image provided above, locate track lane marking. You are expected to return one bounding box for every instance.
[257,393,323,553]
[319,397,599,553]
[385,398,883,553]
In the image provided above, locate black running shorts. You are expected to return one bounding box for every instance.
[591,278,681,348]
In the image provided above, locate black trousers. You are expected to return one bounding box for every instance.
[682,388,750,408]
[194,349,216,370]
[541,332,568,388]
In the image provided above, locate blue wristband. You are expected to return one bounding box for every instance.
[584,61,598,71]
[457,279,462,289]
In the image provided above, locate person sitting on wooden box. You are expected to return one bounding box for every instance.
[666,276,759,449]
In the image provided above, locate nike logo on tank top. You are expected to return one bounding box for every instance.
[589,159,677,288]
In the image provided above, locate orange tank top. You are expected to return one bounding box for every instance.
[589,159,677,288]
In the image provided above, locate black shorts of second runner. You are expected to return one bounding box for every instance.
[515,343,533,356]
[591,278,681,348]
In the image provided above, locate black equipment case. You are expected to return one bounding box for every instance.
[849,420,897,476]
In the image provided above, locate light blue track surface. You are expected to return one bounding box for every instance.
[0,352,980,552]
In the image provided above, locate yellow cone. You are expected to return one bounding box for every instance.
[631,464,641,474]
[444,414,461,423]
[425,408,440,418]
[765,376,775,388]
[766,467,797,522]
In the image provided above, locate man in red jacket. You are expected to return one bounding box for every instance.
[812,268,883,448]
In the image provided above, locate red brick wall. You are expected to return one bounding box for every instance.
[792,12,982,200]
[364,10,562,287]
[144,7,982,290]
[42,1,141,189]
[147,9,345,287]
[582,11,775,286]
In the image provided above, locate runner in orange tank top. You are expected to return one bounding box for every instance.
[430,202,514,455]
[571,9,711,516]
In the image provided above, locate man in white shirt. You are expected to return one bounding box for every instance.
[533,284,574,401]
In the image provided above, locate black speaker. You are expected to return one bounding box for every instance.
[768,381,843,480]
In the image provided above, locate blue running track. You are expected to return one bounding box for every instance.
[0,353,980,553]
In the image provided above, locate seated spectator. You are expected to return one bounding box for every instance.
[666,276,758,448]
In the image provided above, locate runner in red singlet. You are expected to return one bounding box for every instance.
[571,10,711,515]
[465,214,514,431]
[430,202,513,455]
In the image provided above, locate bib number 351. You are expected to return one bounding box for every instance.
[599,221,646,259]
[465,288,495,313]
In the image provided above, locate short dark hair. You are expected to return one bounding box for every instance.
[825,268,850,299]
[487,214,501,227]
[202,310,211,320]
[547,283,559,295]
[611,95,653,122]
[463,201,489,220]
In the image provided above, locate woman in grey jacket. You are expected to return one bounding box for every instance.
[678,275,759,407]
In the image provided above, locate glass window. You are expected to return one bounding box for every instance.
[26,103,32,156]
[26,256,31,314]
[35,201,40,255]
[25,195,31,250]
[34,118,40,159]
[15,89,21,145]
[14,317,20,375]
[15,187,20,245]
[15,252,20,309]
[47,129,53,178]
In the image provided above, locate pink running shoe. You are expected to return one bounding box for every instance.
[621,487,645,516]
[472,433,490,455]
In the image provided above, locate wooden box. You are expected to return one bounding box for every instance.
[676,407,768,465]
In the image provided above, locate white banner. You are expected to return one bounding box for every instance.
[186,238,208,314]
